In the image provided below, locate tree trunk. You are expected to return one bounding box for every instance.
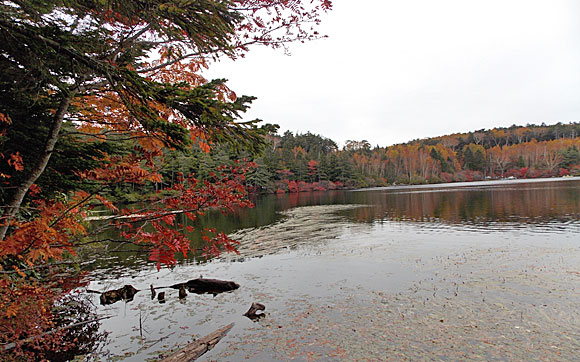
[0,92,74,240]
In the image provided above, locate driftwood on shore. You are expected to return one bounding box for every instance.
[170,277,239,295]
[160,323,234,362]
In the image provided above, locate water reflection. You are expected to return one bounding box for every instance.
[250,179,580,230]
[42,294,106,362]
[85,178,580,361]
[89,179,580,273]
[87,190,351,273]
[345,179,580,231]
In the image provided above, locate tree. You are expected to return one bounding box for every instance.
[307,159,319,182]
[541,140,564,173]
[463,147,474,170]
[344,139,371,153]
[462,144,486,172]
[488,146,510,177]
[246,157,274,191]
[472,149,487,172]
[561,146,580,169]
[0,1,332,358]
[440,135,460,151]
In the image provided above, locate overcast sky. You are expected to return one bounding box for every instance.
[204,0,580,147]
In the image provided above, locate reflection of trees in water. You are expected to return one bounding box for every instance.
[87,182,580,270]
[87,190,351,271]
[19,294,106,362]
[52,295,106,362]
[348,183,580,226]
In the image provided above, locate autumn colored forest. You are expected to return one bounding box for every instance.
[0,0,332,360]
[143,122,580,197]
[0,0,579,360]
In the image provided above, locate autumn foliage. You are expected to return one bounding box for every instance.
[118,162,256,269]
[238,124,580,193]
[0,0,332,359]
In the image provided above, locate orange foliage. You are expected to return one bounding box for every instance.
[0,195,88,265]
[118,162,255,269]
[79,152,162,184]
[0,112,11,125]
[0,1,335,356]
[6,153,23,172]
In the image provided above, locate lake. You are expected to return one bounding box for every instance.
[84,177,580,361]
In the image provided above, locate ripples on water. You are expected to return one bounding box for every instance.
[346,178,580,235]
[84,178,580,361]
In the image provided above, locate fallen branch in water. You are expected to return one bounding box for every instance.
[160,323,234,362]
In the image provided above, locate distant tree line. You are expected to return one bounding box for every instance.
[102,122,580,200]
[347,122,580,186]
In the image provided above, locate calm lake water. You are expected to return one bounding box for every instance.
[84,177,580,361]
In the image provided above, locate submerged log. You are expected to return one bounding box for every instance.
[100,285,139,305]
[243,302,266,320]
[171,277,239,295]
[160,323,234,362]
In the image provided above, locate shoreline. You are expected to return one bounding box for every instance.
[254,175,580,196]
[352,175,580,192]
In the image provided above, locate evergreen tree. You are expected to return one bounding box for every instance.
[561,146,580,168]
[463,147,474,170]
[472,149,486,171]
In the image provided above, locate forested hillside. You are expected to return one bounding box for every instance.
[347,122,580,186]
[118,122,580,198]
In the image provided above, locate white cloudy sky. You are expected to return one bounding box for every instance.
[204,0,580,147]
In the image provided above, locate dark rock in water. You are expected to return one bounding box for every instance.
[158,291,166,303]
[100,285,139,305]
[243,302,266,320]
[171,277,239,295]
[178,285,187,299]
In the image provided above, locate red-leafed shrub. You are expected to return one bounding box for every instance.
[298,181,313,192]
[287,180,299,193]
[441,172,454,183]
